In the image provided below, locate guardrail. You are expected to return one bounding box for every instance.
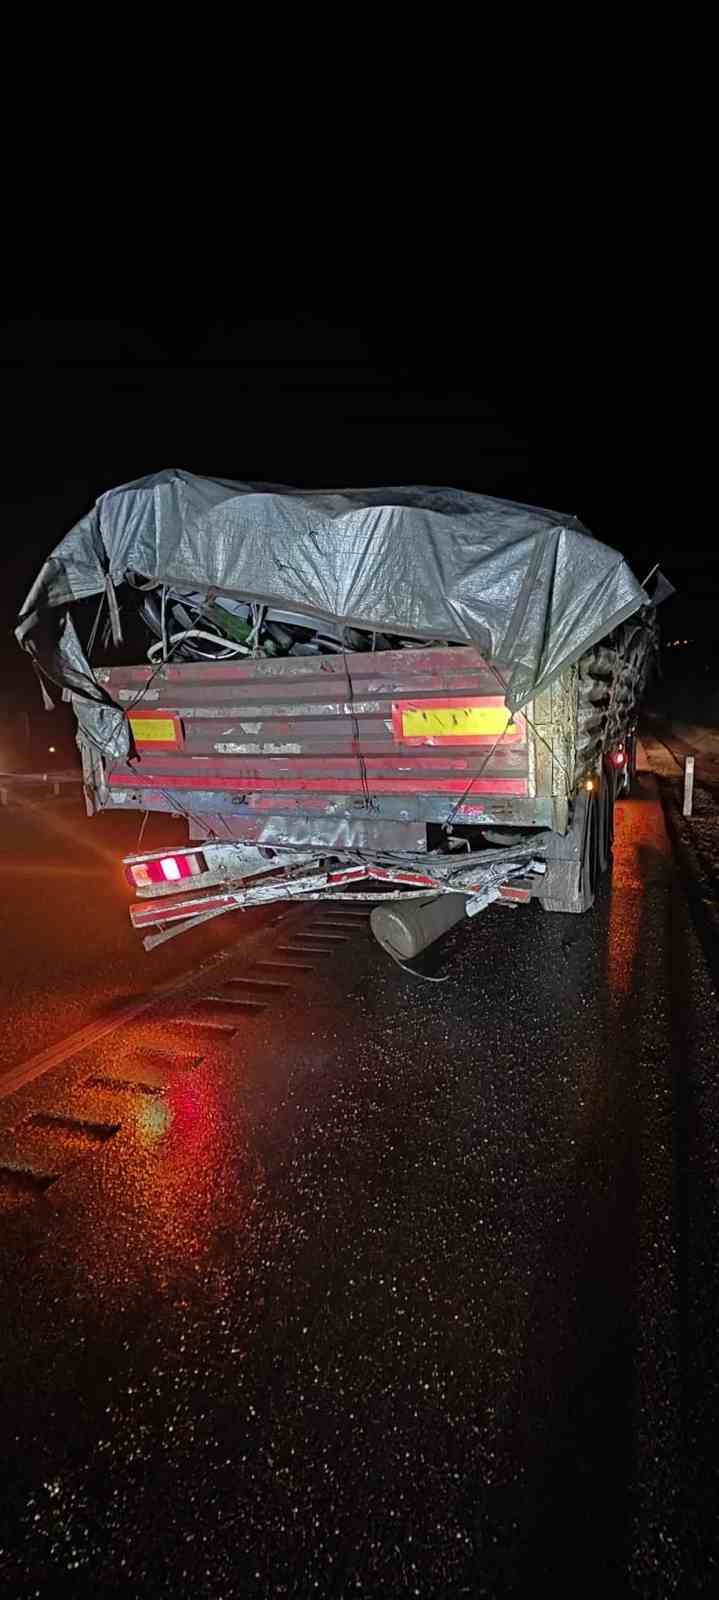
[0,770,83,806]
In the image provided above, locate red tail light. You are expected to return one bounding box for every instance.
[610,749,626,768]
[124,851,206,889]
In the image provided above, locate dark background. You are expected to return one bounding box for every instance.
[0,303,710,699]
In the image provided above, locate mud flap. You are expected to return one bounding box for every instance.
[538,790,598,914]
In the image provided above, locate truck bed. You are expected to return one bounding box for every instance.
[89,646,564,848]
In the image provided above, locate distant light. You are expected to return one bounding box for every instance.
[584,778,595,791]
[48,745,56,753]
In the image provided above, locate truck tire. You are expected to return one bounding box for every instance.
[597,768,615,875]
[541,790,599,914]
[626,731,638,792]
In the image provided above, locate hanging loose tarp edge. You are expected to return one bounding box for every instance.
[15,469,656,729]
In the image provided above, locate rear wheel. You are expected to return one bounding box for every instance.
[598,767,615,874]
[582,789,600,904]
[627,731,638,790]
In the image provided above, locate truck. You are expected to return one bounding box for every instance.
[16,471,664,962]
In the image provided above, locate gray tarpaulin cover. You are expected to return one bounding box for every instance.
[17,469,648,752]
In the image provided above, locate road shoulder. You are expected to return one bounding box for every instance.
[640,730,719,990]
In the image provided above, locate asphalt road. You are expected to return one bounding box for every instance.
[644,710,719,797]
[0,794,278,1073]
[1,757,718,1597]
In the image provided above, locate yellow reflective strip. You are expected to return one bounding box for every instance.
[128,716,177,743]
[401,706,509,737]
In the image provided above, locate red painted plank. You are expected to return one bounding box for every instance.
[110,772,528,796]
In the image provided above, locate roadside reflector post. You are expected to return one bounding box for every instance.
[683,755,695,818]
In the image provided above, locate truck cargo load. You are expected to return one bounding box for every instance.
[16,472,666,957]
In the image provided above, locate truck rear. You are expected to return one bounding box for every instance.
[16,473,661,960]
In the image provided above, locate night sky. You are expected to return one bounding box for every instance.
[1,310,710,694]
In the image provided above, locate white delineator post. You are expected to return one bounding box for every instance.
[683,755,695,818]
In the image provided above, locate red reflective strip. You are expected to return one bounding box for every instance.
[498,883,532,903]
[329,864,441,889]
[371,866,439,887]
[122,754,524,775]
[130,892,239,927]
[131,866,448,924]
[109,773,528,796]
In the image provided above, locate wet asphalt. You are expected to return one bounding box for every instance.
[0,797,277,1072]
[1,756,718,1597]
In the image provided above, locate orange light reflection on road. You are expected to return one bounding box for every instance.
[13,794,118,866]
[2,863,103,880]
[606,791,649,1000]
[116,1071,243,1286]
